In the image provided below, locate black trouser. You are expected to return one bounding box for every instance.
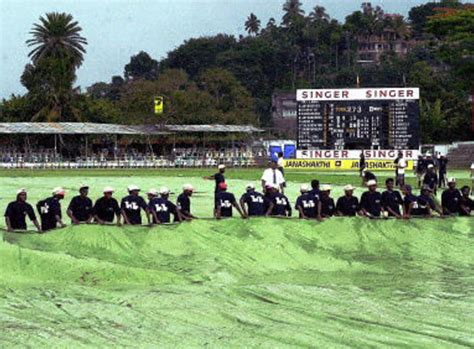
[439,171,446,187]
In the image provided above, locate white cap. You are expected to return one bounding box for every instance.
[79,184,89,190]
[103,186,114,193]
[127,185,140,192]
[52,187,66,196]
[426,152,432,156]
[218,164,226,170]
[159,186,170,195]
[183,184,194,191]
[367,180,377,186]
[300,184,310,192]
[246,183,255,190]
[147,188,159,196]
[320,184,332,191]
[447,177,456,183]
[427,164,434,169]
[344,184,355,191]
[17,188,27,195]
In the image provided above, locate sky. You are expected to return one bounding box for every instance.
[0,0,432,99]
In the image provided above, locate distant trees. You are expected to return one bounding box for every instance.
[21,12,87,122]
[1,1,472,142]
[26,12,87,67]
[245,13,261,35]
[124,51,159,80]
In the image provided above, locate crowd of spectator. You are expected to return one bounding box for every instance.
[0,145,268,168]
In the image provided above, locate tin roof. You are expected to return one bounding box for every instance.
[0,122,262,135]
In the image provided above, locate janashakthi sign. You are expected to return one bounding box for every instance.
[283,159,415,171]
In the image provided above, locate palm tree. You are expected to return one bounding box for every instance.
[245,13,261,36]
[26,12,87,67]
[309,5,330,23]
[282,0,305,27]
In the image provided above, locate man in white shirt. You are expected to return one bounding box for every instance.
[395,151,407,187]
[261,160,286,193]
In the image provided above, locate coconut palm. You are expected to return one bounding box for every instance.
[309,5,330,23]
[26,12,87,67]
[282,0,305,27]
[245,13,261,36]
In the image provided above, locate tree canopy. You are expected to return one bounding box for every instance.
[1,2,473,143]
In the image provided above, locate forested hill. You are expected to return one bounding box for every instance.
[1,1,473,143]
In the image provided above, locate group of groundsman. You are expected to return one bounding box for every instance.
[3,162,473,233]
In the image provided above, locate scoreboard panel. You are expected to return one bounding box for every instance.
[296,88,420,150]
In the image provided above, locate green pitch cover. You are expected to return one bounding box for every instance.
[1,218,473,347]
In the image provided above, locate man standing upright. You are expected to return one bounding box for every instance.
[261,160,286,193]
[438,154,448,188]
[423,164,438,195]
[203,164,226,195]
[394,151,407,187]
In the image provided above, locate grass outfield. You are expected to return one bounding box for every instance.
[0,169,473,347]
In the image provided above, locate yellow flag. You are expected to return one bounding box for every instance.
[154,96,163,114]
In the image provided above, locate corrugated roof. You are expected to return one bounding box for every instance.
[165,124,263,133]
[0,123,263,134]
[0,122,154,135]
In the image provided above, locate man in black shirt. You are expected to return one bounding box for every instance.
[441,178,462,215]
[149,187,182,224]
[401,185,420,218]
[438,155,448,188]
[266,185,291,217]
[363,170,377,186]
[177,184,196,220]
[67,184,93,224]
[204,164,226,194]
[295,184,320,219]
[417,186,443,217]
[416,155,425,188]
[240,183,266,217]
[215,182,246,219]
[93,186,121,225]
[360,180,382,218]
[423,164,438,195]
[309,179,321,201]
[381,178,403,218]
[37,187,67,231]
[319,184,335,218]
[459,186,473,216]
[121,185,149,225]
[4,189,41,232]
[336,185,359,217]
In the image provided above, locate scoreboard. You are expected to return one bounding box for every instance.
[296,88,420,150]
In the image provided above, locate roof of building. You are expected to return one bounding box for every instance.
[0,122,263,135]
[165,124,263,133]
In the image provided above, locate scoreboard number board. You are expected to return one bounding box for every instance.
[296,88,420,150]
